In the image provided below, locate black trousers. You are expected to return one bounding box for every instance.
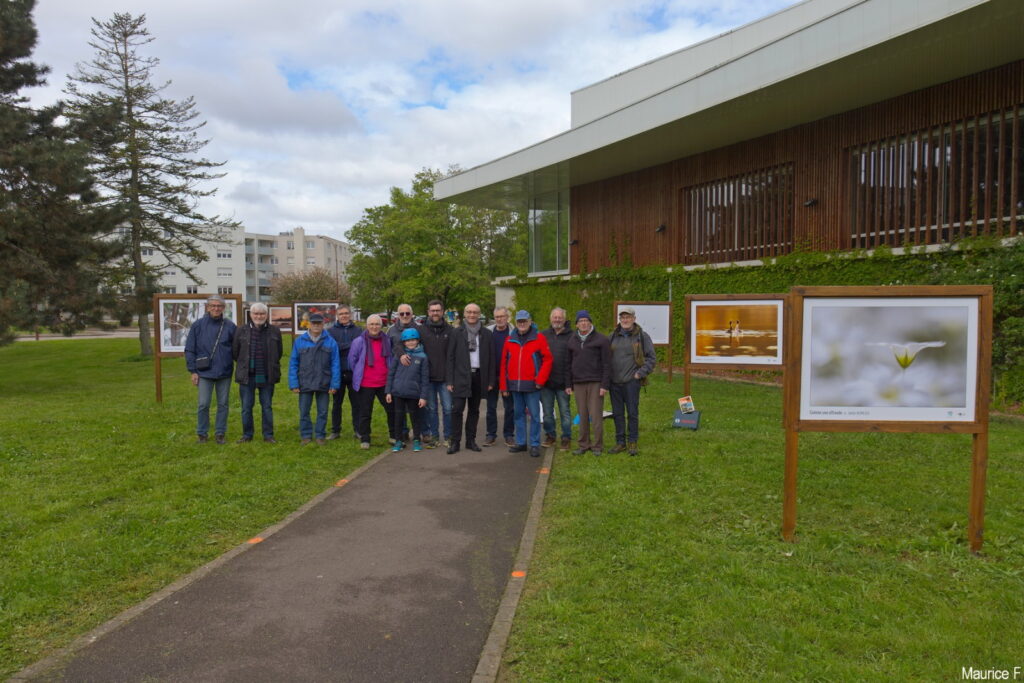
[451,369,483,445]
[330,371,356,435]
[356,385,395,443]
[391,397,422,441]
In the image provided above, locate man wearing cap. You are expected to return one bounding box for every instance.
[499,310,553,458]
[540,307,573,451]
[566,310,611,456]
[185,295,237,444]
[447,302,494,453]
[288,313,341,445]
[484,306,515,447]
[608,307,657,455]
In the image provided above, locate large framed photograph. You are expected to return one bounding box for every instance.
[155,295,240,354]
[798,296,979,423]
[270,306,293,332]
[688,296,784,366]
[293,302,338,334]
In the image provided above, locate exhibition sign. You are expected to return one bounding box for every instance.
[292,302,339,336]
[782,285,992,552]
[269,306,293,332]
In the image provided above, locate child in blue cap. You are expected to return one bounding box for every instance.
[386,327,430,451]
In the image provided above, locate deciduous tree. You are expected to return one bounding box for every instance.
[269,267,352,305]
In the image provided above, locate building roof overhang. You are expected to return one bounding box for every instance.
[434,0,1024,210]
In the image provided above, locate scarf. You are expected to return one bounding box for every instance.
[248,322,269,386]
[463,320,481,351]
[365,331,383,366]
[577,328,593,343]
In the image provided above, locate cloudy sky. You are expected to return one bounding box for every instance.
[28,0,792,242]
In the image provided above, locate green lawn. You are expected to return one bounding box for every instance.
[504,376,1024,680]
[0,338,380,677]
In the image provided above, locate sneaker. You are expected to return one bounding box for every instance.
[560,437,571,451]
[608,443,627,454]
[529,446,541,458]
[196,435,209,444]
[424,436,437,449]
[301,438,312,445]
[508,444,527,453]
[572,447,589,455]
[316,438,326,445]
[628,442,638,456]
[593,450,602,456]
[505,438,516,447]
[236,436,253,444]
[360,441,370,450]
[215,434,226,445]
[412,439,422,452]
[264,437,278,444]
[482,436,496,447]
[325,432,340,441]
[542,434,556,447]
[392,440,404,452]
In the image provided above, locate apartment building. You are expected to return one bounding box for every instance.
[243,226,353,303]
[146,223,247,298]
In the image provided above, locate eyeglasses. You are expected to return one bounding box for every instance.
[399,312,412,317]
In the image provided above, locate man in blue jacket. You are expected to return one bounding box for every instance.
[289,313,341,444]
[327,304,360,440]
[184,295,237,444]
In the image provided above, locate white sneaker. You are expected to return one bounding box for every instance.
[360,442,370,450]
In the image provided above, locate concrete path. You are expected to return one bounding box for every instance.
[18,436,548,682]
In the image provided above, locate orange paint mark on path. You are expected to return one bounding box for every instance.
[511,570,526,578]
[538,467,550,474]
[247,537,264,544]
[335,479,349,487]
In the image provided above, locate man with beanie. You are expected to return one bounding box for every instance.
[447,302,494,453]
[326,304,360,440]
[540,307,573,451]
[419,299,454,448]
[608,307,656,455]
[288,313,341,445]
[500,310,553,458]
[185,295,236,444]
[566,310,611,456]
[484,306,515,447]
[232,302,282,443]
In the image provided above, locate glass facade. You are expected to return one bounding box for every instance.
[528,190,569,275]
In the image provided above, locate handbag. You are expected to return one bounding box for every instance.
[194,320,225,372]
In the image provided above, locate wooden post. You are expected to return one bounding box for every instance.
[155,355,163,403]
[782,428,799,542]
[968,431,988,553]
[683,364,691,397]
[153,296,162,403]
[667,347,674,383]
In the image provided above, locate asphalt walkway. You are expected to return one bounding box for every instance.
[17,433,548,682]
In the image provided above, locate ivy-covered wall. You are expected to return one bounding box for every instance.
[509,238,1024,405]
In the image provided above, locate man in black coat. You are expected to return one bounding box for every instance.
[446,302,494,454]
[326,304,360,440]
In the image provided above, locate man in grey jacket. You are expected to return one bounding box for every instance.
[608,307,656,455]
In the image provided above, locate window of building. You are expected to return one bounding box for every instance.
[217,267,232,277]
[848,105,1024,248]
[287,241,294,250]
[306,257,316,265]
[682,162,794,264]
[164,269,176,276]
[528,189,569,275]
[141,247,154,256]
[162,286,176,294]
[186,285,199,294]
[116,226,130,237]
[217,251,232,259]
[217,286,233,294]
[287,257,294,265]
[271,257,279,264]
[305,240,315,249]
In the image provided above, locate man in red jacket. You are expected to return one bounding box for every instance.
[499,310,553,457]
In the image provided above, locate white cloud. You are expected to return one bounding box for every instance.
[27,0,796,240]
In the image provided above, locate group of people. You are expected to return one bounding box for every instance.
[184,296,657,456]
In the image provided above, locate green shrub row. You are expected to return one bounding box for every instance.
[509,237,1024,405]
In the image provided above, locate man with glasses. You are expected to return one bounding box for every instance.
[327,304,360,440]
[288,313,341,445]
[185,295,237,444]
[608,307,656,456]
[484,307,515,447]
[540,307,573,451]
[232,302,282,443]
[446,303,493,453]
[387,303,423,442]
[418,299,453,448]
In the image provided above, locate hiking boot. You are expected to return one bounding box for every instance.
[608,443,627,454]
[508,444,527,453]
[482,436,496,447]
[301,438,312,445]
[412,439,422,452]
[215,434,226,445]
[572,447,589,455]
[196,435,208,444]
[236,436,253,444]
[264,437,278,444]
[542,434,556,447]
[529,446,541,458]
[628,442,638,456]
[316,438,326,445]
[560,437,571,451]
[325,432,340,441]
[505,438,516,448]
[447,440,461,454]
[392,440,404,452]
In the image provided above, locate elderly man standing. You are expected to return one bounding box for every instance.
[500,310,553,458]
[540,307,573,451]
[232,303,282,443]
[484,306,514,447]
[419,299,454,448]
[447,303,493,454]
[327,304,360,440]
[608,307,657,456]
[288,313,340,445]
[185,295,236,444]
[566,310,611,456]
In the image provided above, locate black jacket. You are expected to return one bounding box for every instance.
[419,320,453,383]
[327,320,360,374]
[567,330,611,390]
[446,325,494,398]
[231,322,282,385]
[540,326,572,389]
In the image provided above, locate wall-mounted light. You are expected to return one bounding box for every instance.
[803,198,818,207]
[655,224,667,233]
[569,239,579,246]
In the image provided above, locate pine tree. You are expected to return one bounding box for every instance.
[65,12,240,355]
[0,0,118,345]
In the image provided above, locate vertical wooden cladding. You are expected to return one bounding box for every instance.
[568,60,1024,274]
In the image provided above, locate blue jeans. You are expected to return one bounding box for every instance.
[610,379,641,444]
[239,382,275,439]
[197,377,231,437]
[512,390,542,447]
[298,391,330,440]
[540,387,572,440]
[485,387,514,441]
[423,380,453,440]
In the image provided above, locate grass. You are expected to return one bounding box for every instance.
[0,338,382,678]
[503,375,1024,681]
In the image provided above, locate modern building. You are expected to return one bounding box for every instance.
[147,223,247,298]
[243,227,353,303]
[434,0,1024,277]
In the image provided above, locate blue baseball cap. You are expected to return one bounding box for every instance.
[515,310,531,321]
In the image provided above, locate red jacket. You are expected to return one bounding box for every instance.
[500,324,553,392]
